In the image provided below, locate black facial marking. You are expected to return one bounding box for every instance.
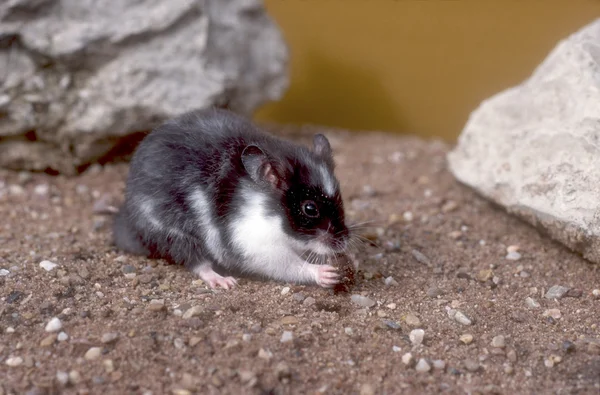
[281,161,348,250]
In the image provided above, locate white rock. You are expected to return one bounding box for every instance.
[0,269,9,276]
[45,317,62,332]
[384,276,399,286]
[525,297,540,309]
[415,358,431,372]
[5,356,23,367]
[350,294,376,308]
[39,260,58,271]
[446,307,472,325]
[280,287,290,295]
[57,332,69,342]
[6,327,15,334]
[447,18,600,265]
[401,352,413,365]
[392,345,401,352]
[280,331,293,343]
[84,347,102,360]
[505,251,522,261]
[409,329,425,346]
[432,360,446,370]
[56,371,69,385]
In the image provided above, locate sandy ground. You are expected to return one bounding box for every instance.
[0,126,599,395]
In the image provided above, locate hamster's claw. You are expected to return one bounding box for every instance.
[194,265,238,290]
[209,276,238,290]
[316,265,341,288]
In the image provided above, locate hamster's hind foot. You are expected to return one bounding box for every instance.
[192,263,238,289]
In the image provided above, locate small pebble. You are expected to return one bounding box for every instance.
[56,371,69,385]
[446,307,472,325]
[386,303,397,310]
[592,289,600,299]
[463,358,480,372]
[403,211,414,222]
[6,356,23,367]
[280,331,293,343]
[477,269,493,282]
[344,327,354,336]
[565,288,582,298]
[351,294,376,308]
[258,348,273,360]
[293,293,306,302]
[411,249,431,265]
[6,327,15,334]
[562,340,576,353]
[303,297,316,306]
[405,313,421,327]
[491,335,506,348]
[242,333,252,342]
[525,297,540,309]
[409,329,425,346]
[39,260,58,272]
[182,306,203,320]
[415,358,431,372]
[384,276,399,286]
[545,285,570,300]
[85,347,102,360]
[101,332,119,344]
[382,320,401,330]
[57,332,68,342]
[148,299,165,312]
[103,359,115,373]
[281,286,290,295]
[401,352,413,365]
[392,345,401,352]
[427,286,442,298]
[0,269,9,276]
[432,360,446,370]
[121,265,136,274]
[506,245,520,253]
[460,334,474,345]
[174,338,185,349]
[441,200,458,213]
[69,370,81,384]
[543,309,562,319]
[40,334,57,347]
[45,317,62,332]
[281,316,299,325]
[505,251,522,261]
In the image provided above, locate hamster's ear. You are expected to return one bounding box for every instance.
[313,134,332,158]
[241,144,280,188]
[313,134,334,167]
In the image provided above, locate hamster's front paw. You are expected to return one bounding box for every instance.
[315,265,341,288]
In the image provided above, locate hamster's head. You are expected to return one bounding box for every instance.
[241,134,349,257]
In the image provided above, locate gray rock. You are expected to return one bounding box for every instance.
[545,285,570,300]
[447,18,600,264]
[0,0,288,174]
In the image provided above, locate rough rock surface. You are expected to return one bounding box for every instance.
[447,19,600,264]
[0,0,289,174]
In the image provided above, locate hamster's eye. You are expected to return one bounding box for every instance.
[301,200,319,218]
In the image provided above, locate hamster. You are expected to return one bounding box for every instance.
[112,107,350,289]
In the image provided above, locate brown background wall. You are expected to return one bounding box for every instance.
[254,0,600,141]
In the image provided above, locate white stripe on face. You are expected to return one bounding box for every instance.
[319,165,336,196]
